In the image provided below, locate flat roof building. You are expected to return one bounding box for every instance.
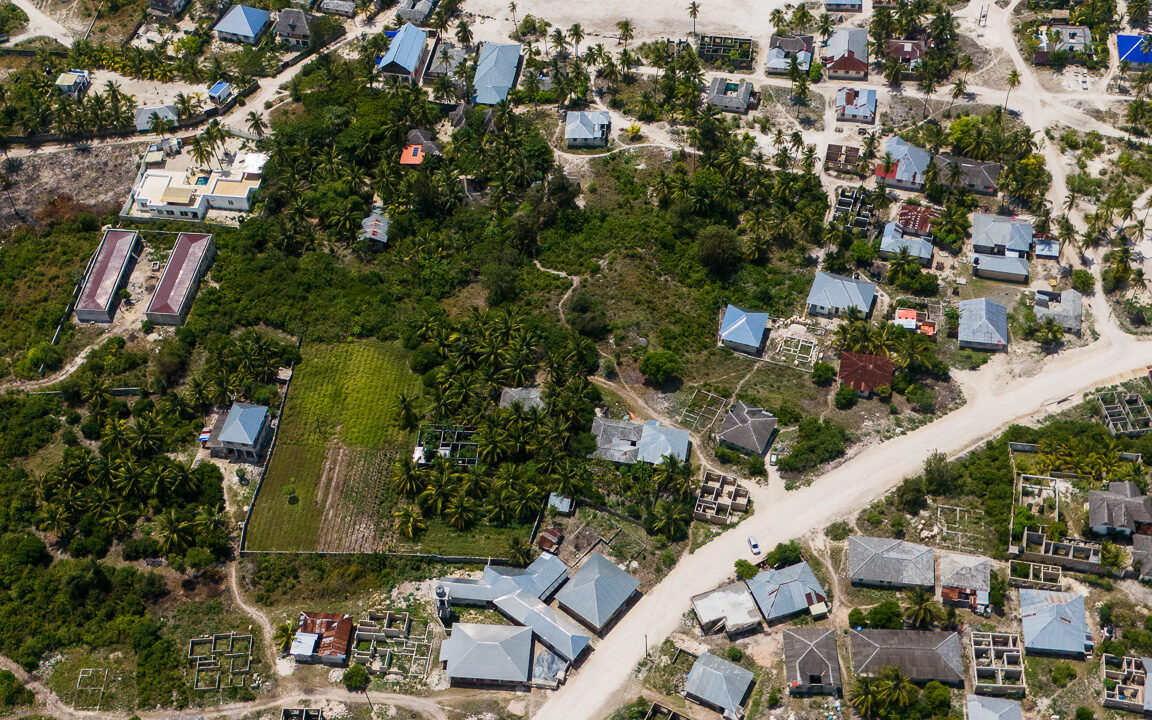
[691,583,761,636]
[75,229,141,323]
[145,233,215,325]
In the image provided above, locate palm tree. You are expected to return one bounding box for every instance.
[650,500,688,540]
[818,12,833,41]
[397,391,420,430]
[688,1,700,36]
[273,622,294,655]
[394,505,426,539]
[877,666,918,708]
[509,0,518,37]
[568,23,584,59]
[851,676,882,718]
[888,247,919,285]
[903,585,942,628]
[455,19,473,48]
[507,535,534,566]
[155,508,193,555]
[245,111,266,137]
[948,78,966,111]
[1004,69,1021,109]
[445,492,478,530]
[616,19,634,51]
[392,457,425,498]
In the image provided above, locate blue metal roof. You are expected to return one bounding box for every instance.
[746,562,827,622]
[880,222,933,260]
[1020,589,1091,654]
[1119,34,1152,64]
[636,420,690,464]
[219,402,268,445]
[474,42,522,104]
[215,5,271,38]
[720,304,769,349]
[376,22,427,75]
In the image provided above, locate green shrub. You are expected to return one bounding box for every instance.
[834,385,858,409]
[824,521,851,541]
[734,559,758,580]
[811,361,835,386]
[1051,662,1076,687]
[1072,268,1094,294]
[342,663,370,691]
[639,349,681,385]
[725,645,744,662]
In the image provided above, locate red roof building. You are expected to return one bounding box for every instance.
[888,39,927,64]
[145,232,215,326]
[839,351,895,394]
[400,129,442,166]
[292,612,354,666]
[75,229,141,323]
[897,204,940,237]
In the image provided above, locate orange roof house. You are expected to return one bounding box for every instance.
[894,308,937,338]
[291,612,354,666]
[400,128,442,166]
[839,351,894,394]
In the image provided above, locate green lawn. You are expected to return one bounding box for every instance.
[245,340,422,551]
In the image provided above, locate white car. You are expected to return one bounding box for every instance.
[769,452,778,466]
[747,536,761,555]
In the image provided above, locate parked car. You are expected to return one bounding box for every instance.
[747,536,761,554]
[769,452,778,466]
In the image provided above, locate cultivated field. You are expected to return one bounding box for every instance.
[244,341,422,552]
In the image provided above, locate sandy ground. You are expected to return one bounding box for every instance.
[6,0,73,44]
[97,70,208,109]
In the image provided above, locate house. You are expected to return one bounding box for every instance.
[746,562,829,623]
[835,87,877,123]
[473,42,522,104]
[208,402,270,462]
[1118,34,1152,70]
[426,44,467,78]
[967,695,1024,720]
[876,137,932,191]
[958,298,1009,351]
[717,401,777,456]
[1019,589,1093,657]
[848,536,935,588]
[1034,235,1060,259]
[401,128,441,165]
[55,69,91,97]
[129,150,268,220]
[972,214,1033,255]
[1088,481,1152,536]
[148,0,191,17]
[493,589,591,663]
[439,623,532,686]
[691,583,761,636]
[825,0,862,12]
[783,627,841,696]
[897,203,939,236]
[291,612,354,665]
[498,387,544,410]
[824,29,869,79]
[879,222,933,265]
[838,351,894,395]
[766,34,814,74]
[938,552,991,614]
[359,207,389,245]
[1034,289,1083,335]
[972,254,1030,283]
[894,307,937,337]
[555,552,640,634]
[934,154,1003,195]
[134,105,177,132]
[74,229,141,323]
[275,8,311,49]
[145,233,215,325]
[1034,25,1090,64]
[565,110,611,148]
[590,418,691,465]
[319,0,356,15]
[685,653,756,719]
[208,80,233,104]
[436,552,568,606]
[806,271,877,317]
[215,5,272,44]
[719,305,770,355]
[849,629,965,685]
[547,492,574,516]
[888,38,927,69]
[537,527,563,552]
[706,77,756,113]
[1133,534,1152,582]
[376,23,431,80]
[396,0,436,23]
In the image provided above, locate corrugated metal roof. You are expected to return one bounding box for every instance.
[850,629,964,683]
[215,5,271,37]
[439,623,532,682]
[806,271,876,313]
[219,402,268,445]
[882,137,932,185]
[134,105,177,132]
[685,652,755,716]
[967,695,1023,720]
[1020,589,1091,654]
[720,305,769,349]
[494,590,590,662]
[938,552,991,592]
[565,110,610,140]
[847,536,935,586]
[973,213,1033,253]
[438,552,568,604]
[880,222,933,260]
[973,254,1029,279]
[958,298,1009,346]
[376,22,427,75]
[746,562,827,622]
[474,42,522,104]
[636,421,691,464]
[782,627,841,691]
[555,552,639,631]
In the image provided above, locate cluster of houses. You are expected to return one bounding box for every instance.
[375,22,522,104]
[433,550,640,687]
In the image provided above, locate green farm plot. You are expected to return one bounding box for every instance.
[245,341,422,552]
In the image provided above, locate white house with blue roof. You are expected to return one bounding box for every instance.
[806,271,877,318]
[376,22,431,80]
[474,42,522,104]
[879,222,933,266]
[215,5,272,44]
[1019,589,1093,658]
[719,304,770,355]
[746,562,829,624]
[209,402,270,462]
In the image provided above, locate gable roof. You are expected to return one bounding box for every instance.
[296,612,353,658]
[555,552,639,631]
[686,652,755,716]
[134,105,177,132]
[847,536,935,586]
[1020,589,1090,654]
[878,136,932,185]
[782,627,841,690]
[807,271,877,312]
[717,401,777,455]
[973,254,1029,279]
[849,629,964,683]
[967,695,1024,720]
[838,351,894,394]
[565,110,610,140]
[437,552,568,604]
[275,8,311,36]
[219,402,268,445]
[376,22,427,75]
[146,232,213,316]
[216,5,271,37]
[972,213,1033,253]
[835,87,877,119]
[1118,34,1152,64]
[766,34,814,71]
[474,42,522,104]
[880,222,933,260]
[1088,481,1151,531]
[493,590,590,662]
[958,298,1009,347]
[720,304,770,349]
[498,387,544,410]
[637,421,691,464]
[1034,289,1082,331]
[439,623,532,683]
[746,562,828,621]
[938,552,991,591]
[826,28,868,68]
[935,154,1003,190]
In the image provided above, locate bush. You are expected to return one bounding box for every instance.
[766,686,782,708]
[848,607,868,628]
[745,455,766,477]
[0,670,32,707]
[866,599,903,629]
[777,417,848,473]
[834,385,858,409]
[1051,662,1076,687]
[696,225,742,277]
[1072,268,1094,294]
[734,559,758,580]
[824,521,851,541]
[342,663,370,691]
[639,349,681,385]
[874,384,892,401]
[763,541,803,568]
[725,645,744,662]
[1075,708,1095,720]
[811,361,835,386]
[905,383,936,412]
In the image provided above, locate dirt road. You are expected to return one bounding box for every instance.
[532,294,1152,720]
[7,0,74,45]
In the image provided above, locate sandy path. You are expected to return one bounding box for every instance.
[229,561,278,669]
[6,0,74,45]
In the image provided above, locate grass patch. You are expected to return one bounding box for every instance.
[46,647,138,712]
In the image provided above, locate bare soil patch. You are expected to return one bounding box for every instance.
[2,143,145,226]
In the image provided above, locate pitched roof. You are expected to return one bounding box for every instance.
[938,552,991,591]
[1088,481,1151,531]
[897,203,939,236]
[146,232,213,316]
[219,402,268,445]
[493,590,590,662]
[717,401,777,455]
[686,652,755,716]
[826,28,868,68]
[720,304,770,349]
[636,421,691,464]
[706,77,755,111]
[1134,534,1152,581]
[972,213,1033,253]
[1019,589,1090,654]
[134,105,177,132]
[967,695,1024,720]
[275,8,311,36]
[499,387,544,409]
[879,222,933,260]
[849,629,964,683]
[847,536,935,586]
[782,627,841,691]
[691,583,761,634]
[438,551,568,604]
[555,552,639,631]
[888,38,926,61]
[360,208,390,242]
[958,298,1009,347]
[766,34,814,71]
[935,154,1003,190]
[746,562,828,621]
[835,87,877,119]
[590,417,643,463]
[1035,289,1082,331]
[972,254,1029,279]
[215,4,271,37]
[878,136,932,185]
[376,22,427,75]
[439,623,532,683]
[474,42,522,104]
[296,612,353,658]
[807,271,877,313]
[565,110,610,140]
[838,351,894,394]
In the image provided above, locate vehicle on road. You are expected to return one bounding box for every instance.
[747,536,760,554]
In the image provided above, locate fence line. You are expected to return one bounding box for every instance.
[239,549,510,564]
[237,353,296,554]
